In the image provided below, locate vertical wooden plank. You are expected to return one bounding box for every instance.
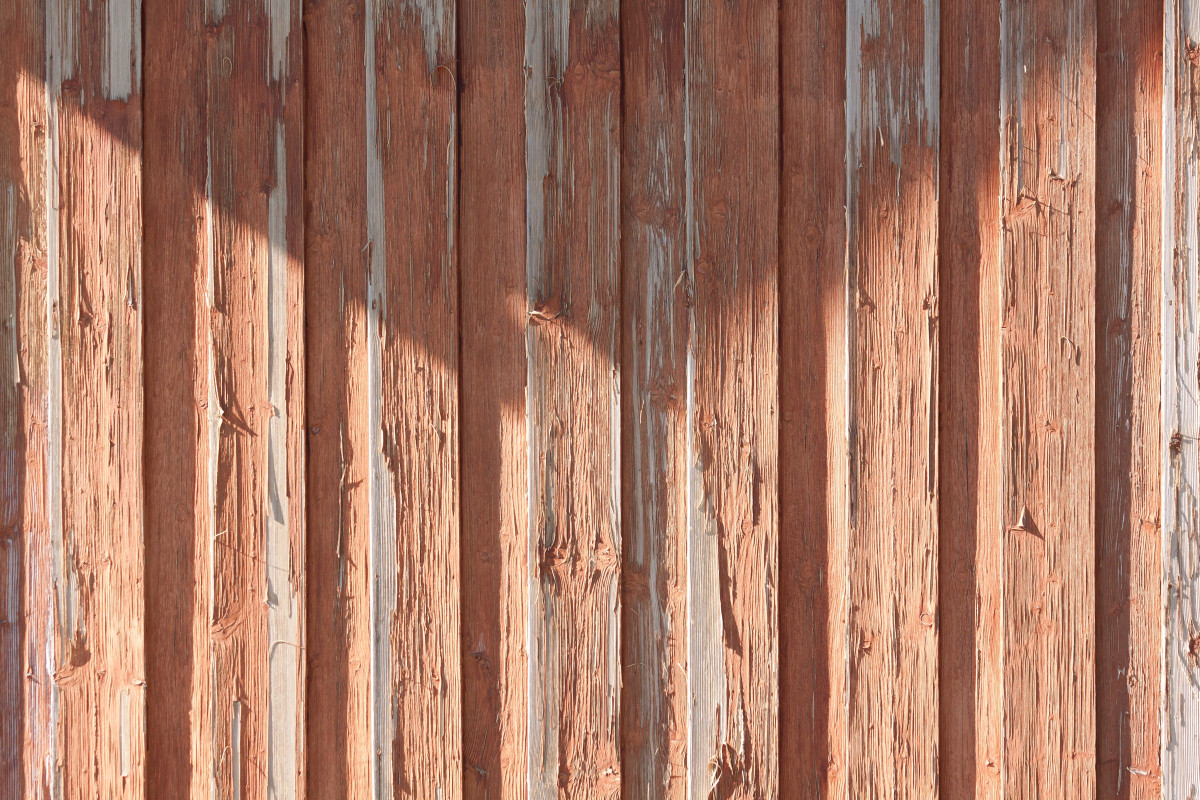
[1164,1,1200,794]
[844,1,939,797]
[524,0,622,794]
[999,0,1097,796]
[45,0,146,795]
[0,0,49,795]
[938,0,1003,797]
[303,0,371,796]
[364,0,461,794]
[459,0,528,794]
[142,0,206,795]
[779,0,848,795]
[196,0,306,795]
[620,0,687,795]
[684,0,779,795]
[1096,0,1163,796]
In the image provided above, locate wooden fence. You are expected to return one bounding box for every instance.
[0,0,1195,796]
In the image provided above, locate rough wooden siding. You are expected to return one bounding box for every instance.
[2,0,1194,796]
[523,0,623,794]
[1000,0,1098,796]
[1096,0,1163,796]
[1165,0,1200,794]
[0,1,49,795]
[779,0,849,795]
[619,0,687,795]
[459,0,528,794]
[844,0,940,796]
[684,0,780,796]
[938,0,1003,798]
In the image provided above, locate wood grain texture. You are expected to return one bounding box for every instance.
[683,0,779,796]
[1096,0,1163,796]
[999,0,1097,796]
[523,0,622,794]
[364,0,462,794]
[619,0,687,795]
[303,0,371,796]
[459,0,528,795]
[192,0,306,795]
[779,0,848,795]
[46,0,146,795]
[938,0,1002,798]
[0,0,49,795]
[844,1,939,798]
[5,2,1195,795]
[1164,1,1200,794]
[141,0,206,795]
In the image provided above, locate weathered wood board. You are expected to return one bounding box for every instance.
[142,0,205,794]
[363,1,463,794]
[684,1,781,796]
[523,1,622,794]
[1097,0,1163,797]
[1000,1,1098,797]
[44,0,148,796]
[620,0,687,794]
[459,0,528,795]
[780,0,849,793]
[844,0,941,795]
[939,0,1003,797]
[303,0,372,795]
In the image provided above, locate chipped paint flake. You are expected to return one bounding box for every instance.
[119,688,131,778]
[104,0,138,99]
[400,0,454,71]
[265,0,290,82]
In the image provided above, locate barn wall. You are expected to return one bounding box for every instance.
[0,0,1185,797]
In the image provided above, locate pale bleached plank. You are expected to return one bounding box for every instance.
[364,6,394,785]
[46,0,146,794]
[365,0,462,794]
[999,0,1097,796]
[684,0,780,795]
[844,0,940,796]
[1164,1,1200,794]
[524,0,623,794]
